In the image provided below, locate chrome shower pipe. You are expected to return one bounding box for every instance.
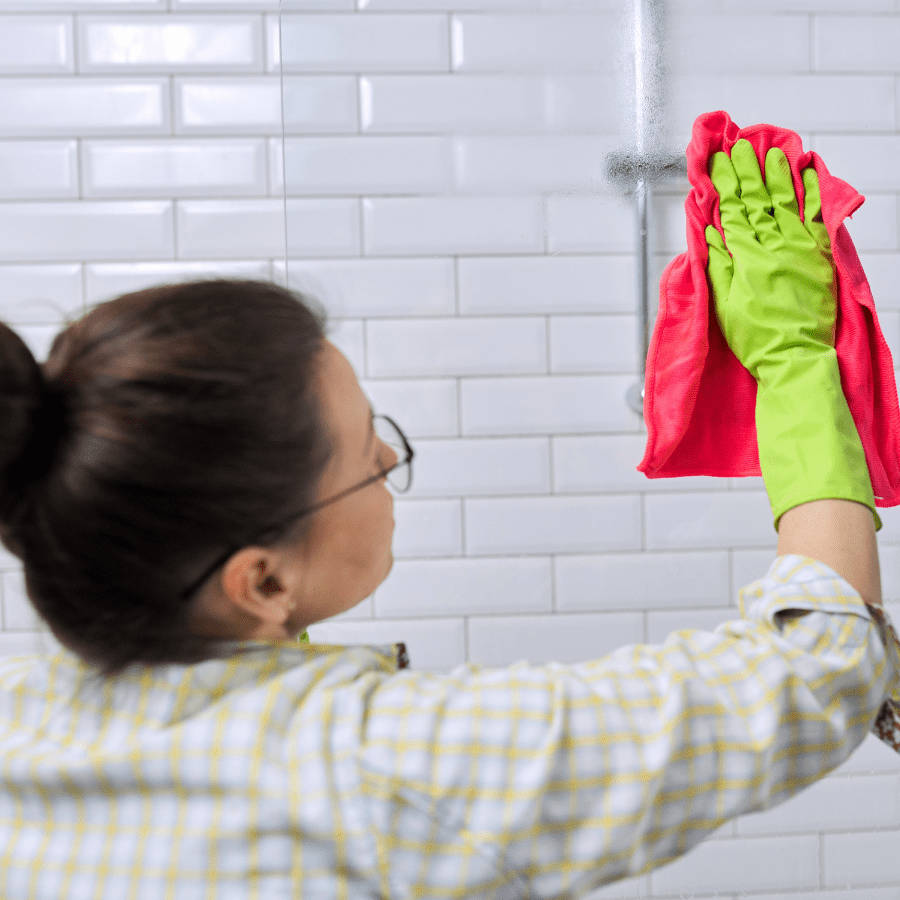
[634,0,650,420]
[607,0,686,419]
[628,173,651,418]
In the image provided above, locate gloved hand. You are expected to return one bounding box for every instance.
[704,139,881,533]
[705,139,835,379]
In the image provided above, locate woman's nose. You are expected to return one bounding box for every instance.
[384,442,399,468]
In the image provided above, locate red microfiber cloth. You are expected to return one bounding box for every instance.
[637,110,900,511]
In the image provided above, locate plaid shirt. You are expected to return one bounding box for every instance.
[1,554,898,900]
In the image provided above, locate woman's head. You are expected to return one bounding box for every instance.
[0,278,399,677]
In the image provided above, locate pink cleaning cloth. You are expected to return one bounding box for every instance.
[637,110,900,511]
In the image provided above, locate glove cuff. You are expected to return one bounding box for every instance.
[756,354,882,534]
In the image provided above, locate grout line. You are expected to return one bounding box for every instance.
[278,3,290,285]
[545,313,551,376]
[362,317,369,378]
[447,12,453,74]
[550,554,557,613]
[809,12,815,75]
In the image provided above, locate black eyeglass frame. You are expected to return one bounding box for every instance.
[180,414,414,600]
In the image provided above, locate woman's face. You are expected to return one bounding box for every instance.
[293,340,399,625]
[189,339,398,640]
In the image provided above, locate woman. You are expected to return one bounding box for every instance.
[0,274,895,899]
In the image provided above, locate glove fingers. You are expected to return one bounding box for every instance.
[801,165,831,254]
[705,223,733,304]
[764,147,798,218]
[709,150,758,256]
[731,140,781,246]
[766,147,815,251]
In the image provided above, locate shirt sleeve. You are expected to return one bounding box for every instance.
[356,555,900,900]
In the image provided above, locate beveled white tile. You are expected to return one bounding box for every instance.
[78,14,264,72]
[397,436,550,498]
[816,13,900,71]
[454,135,614,194]
[0,78,168,136]
[553,434,722,496]
[550,314,637,373]
[363,196,543,256]
[273,135,452,196]
[177,0,281,7]
[362,74,543,134]
[736,773,899,837]
[176,198,360,258]
[374,556,551,618]
[545,75,618,133]
[858,252,900,308]
[814,135,900,193]
[465,494,640,555]
[175,197,290,258]
[83,138,267,196]
[668,14,810,74]
[361,0,618,9]
[272,13,449,73]
[176,77,281,133]
[822,831,900,891]
[282,75,358,133]
[651,835,818,897]
[645,490,778,551]
[284,258,455,318]
[547,195,636,254]
[390,499,462,558]
[86,260,273,305]
[178,76,359,135]
[0,264,84,324]
[555,550,730,613]
[452,13,618,73]
[461,374,640,435]
[670,74,896,138]
[826,193,898,252]
[273,0,352,8]
[0,141,78,199]
[0,200,173,262]
[0,15,73,74]
[0,0,163,7]
[366,317,547,377]
[285,198,361,257]
[726,0,891,7]
[458,255,636,315]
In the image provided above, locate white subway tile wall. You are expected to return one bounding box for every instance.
[0,1,898,896]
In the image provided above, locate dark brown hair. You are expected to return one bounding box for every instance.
[0,278,333,678]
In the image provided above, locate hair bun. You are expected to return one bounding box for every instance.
[0,322,72,515]
[26,381,70,474]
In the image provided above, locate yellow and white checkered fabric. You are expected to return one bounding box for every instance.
[1,554,897,899]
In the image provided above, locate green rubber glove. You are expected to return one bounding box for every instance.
[705,139,881,534]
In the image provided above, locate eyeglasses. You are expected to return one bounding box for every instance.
[180,414,414,600]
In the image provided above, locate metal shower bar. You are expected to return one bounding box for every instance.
[604,0,686,418]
